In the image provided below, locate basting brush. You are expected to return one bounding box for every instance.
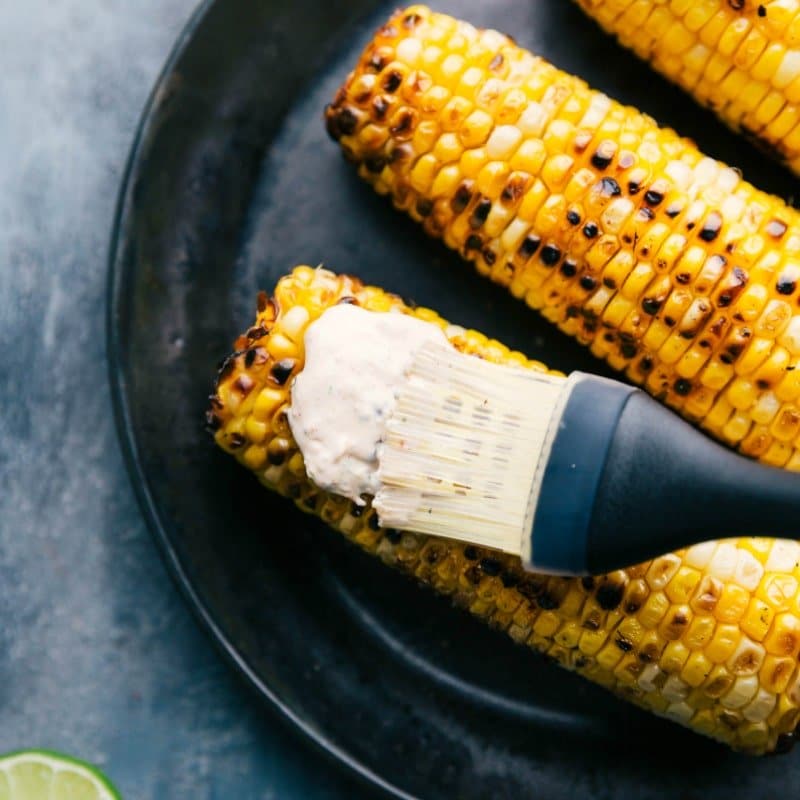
[374,341,800,576]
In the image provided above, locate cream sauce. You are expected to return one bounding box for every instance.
[287,303,448,505]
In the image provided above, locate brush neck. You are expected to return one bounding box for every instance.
[528,374,800,576]
[585,389,800,574]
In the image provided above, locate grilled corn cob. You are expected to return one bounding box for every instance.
[326,6,800,467]
[209,265,800,754]
[574,0,800,175]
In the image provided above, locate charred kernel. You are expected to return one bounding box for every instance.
[367,52,387,72]
[591,151,613,170]
[228,432,246,449]
[482,248,497,266]
[767,219,788,238]
[335,108,358,135]
[596,582,624,610]
[244,349,257,368]
[665,203,682,218]
[518,235,541,259]
[579,275,597,290]
[350,501,364,518]
[664,316,676,327]
[464,565,482,585]
[372,96,390,120]
[729,0,745,8]
[382,70,402,93]
[758,4,766,15]
[620,341,637,358]
[604,332,615,342]
[603,277,616,289]
[337,295,359,305]
[638,207,656,222]
[777,276,797,295]
[582,222,599,238]
[451,182,473,213]
[469,199,492,228]
[465,233,483,251]
[583,616,600,631]
[639,356,654,373]
[365,156,386,173]
[416,198,433,217]
[628,180,641,194]
[464,545,479,561]
[388,144,412,164]
[686,221,696,231]
[384,528,402,543]
[599,177,621,197]
[642,297,662,314]
[757,379,770,390]
[368,513,381,531]
[233,374,254,395]
[674,378,692,396]
[390,110,416,136]
[500,176,528,204]
[205,411,221,431]
[581,576,595,591]
[270,358,296,385]
[615,636,633,652]
[644,189,664,206]
[517,578,545,600]
[402,11,421,27]
[500,571,519,588]
[256,291,268,312]
[537,592,559,610]
[246,325,268,340]
[566,209,581,225]
[540,244,561,266]
[699,211,722,242]
[560,260,577,277]
[489,53,504,71]
[675,272,691,285]
[479,557,502,576]
[566,306,580,319]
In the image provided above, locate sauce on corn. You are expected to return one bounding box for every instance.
[287,303,447,504]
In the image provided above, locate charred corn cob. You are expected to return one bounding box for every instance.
[574,0,800,175]
[326,6,800,467]
[209,265,800,754]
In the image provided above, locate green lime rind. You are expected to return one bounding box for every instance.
[0,749,122,800]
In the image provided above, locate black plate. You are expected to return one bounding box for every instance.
[108,1,800,797]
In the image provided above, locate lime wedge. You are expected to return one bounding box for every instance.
[0,751,121,800]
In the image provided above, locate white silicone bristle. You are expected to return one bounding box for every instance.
[374,342,566,555]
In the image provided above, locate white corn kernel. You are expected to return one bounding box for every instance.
[486,125,523,159]
[664,701,695,723]
[708,542,738,581]
[720,675,759,709]
[742,688,777,722]
[685,541,717,569]
[734,549,765,592]
[765,539,800,572]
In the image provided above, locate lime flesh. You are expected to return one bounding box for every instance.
[0,751,120,800]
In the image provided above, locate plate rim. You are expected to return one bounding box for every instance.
[104,1,413,796]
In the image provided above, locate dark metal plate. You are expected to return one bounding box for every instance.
[108,0,799,796]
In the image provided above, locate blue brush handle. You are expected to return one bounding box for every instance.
[527,373,800,576]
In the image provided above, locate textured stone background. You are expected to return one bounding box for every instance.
[0,1,367,796]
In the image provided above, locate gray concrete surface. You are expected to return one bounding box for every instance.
[0,1,368,796]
